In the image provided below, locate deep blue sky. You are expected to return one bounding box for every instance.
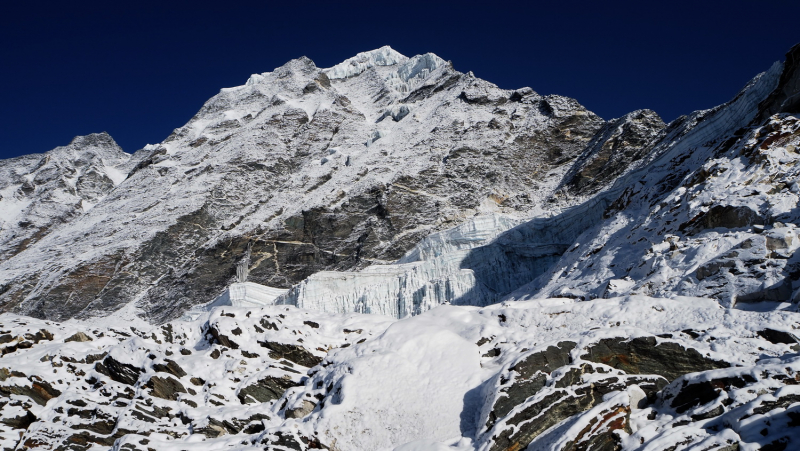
[2,1,799,159]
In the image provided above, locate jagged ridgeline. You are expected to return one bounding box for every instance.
[2,43,800,451]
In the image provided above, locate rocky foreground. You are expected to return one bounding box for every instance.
[1,297,800,450]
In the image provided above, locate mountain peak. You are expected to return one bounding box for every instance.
[68,131,120,150]
[323,45,409,79]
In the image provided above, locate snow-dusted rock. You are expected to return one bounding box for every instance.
[2,41,800,451]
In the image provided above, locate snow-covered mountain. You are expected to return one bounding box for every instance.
[0,46,659,323]
[1,43,800,451]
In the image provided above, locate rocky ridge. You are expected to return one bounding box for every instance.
[0,133,133,263]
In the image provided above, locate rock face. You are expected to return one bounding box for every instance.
[0,46,654,324]
[581,336,729,381]
[560,109,665,196]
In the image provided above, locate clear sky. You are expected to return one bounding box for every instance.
[2,0,799,159]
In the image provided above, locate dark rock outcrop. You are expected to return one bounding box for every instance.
[64,332,93,343]
[0,377,61,405]
[488,372,661,451]
[146,375,187,401]
[238,375,298,404]
[582,336,729,381]
[94,356,143,386]
[152,359,187,378]
[259,341,322,368]
[679,205,762,235]
[562,109,666,195]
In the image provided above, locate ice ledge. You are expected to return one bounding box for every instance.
[182,282,288,321]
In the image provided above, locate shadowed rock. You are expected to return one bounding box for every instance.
[679,205,762,236]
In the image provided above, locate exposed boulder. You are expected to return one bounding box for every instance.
[152,359,187,378]
[207,321,240,349]
[259,341,322,368]
[260,430,329,450]
[145,375,187,401]
[238,375,298,404]
[286,400,317,419]
[0,377,61,405]
[679,205,762,235]
[758,328,800,345]
[64,332,93,343]
[94,356,143,386]
[0,409,36,429]
[666,374,755,413]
